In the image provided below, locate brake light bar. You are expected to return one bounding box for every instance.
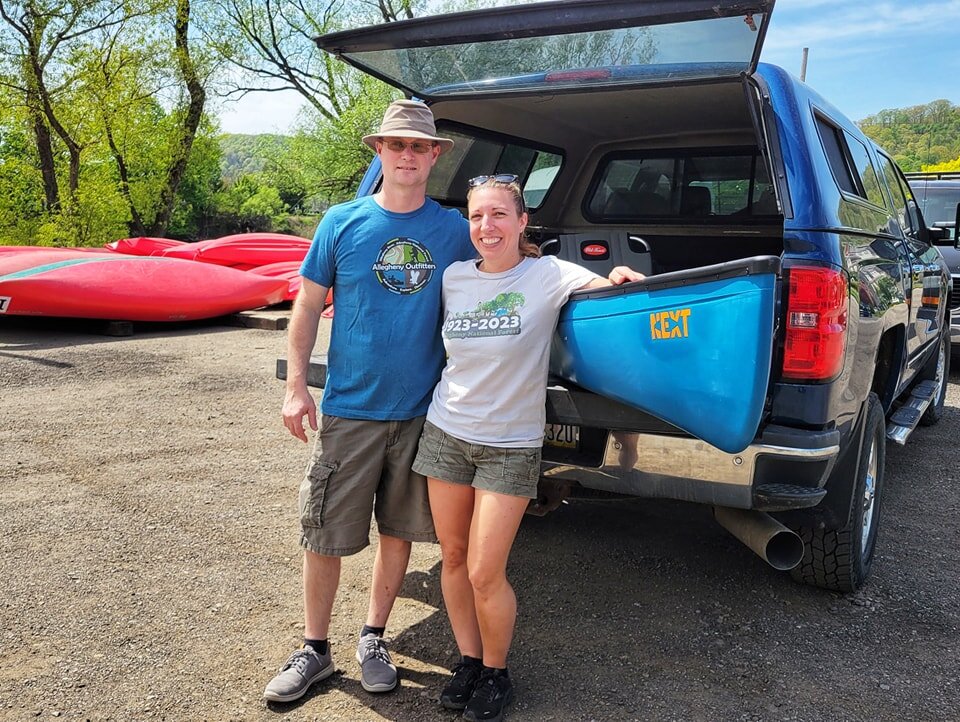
[544,69,611,82]
[782,266,848,381]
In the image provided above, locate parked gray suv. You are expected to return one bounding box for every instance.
[907,172,960,345]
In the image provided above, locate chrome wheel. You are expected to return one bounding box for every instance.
[860,435,878,556]
[920,332,950,427]
[934,338,947,402]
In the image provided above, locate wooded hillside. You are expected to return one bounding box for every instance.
[859,100,960,172]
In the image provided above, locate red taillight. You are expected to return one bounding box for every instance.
[782,266,848,381]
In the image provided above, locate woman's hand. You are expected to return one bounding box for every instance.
[608,266,646,285]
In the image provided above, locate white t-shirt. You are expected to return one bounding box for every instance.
[426,256,599,447]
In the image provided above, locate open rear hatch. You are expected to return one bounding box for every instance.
[316,0,786,217]
[316,0,774,99]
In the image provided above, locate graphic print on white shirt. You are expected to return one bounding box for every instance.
[427,256,599,447]
[442,291,526,338]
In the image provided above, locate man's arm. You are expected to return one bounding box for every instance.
[282,277,329,443]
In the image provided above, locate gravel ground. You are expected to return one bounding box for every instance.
[1,316,958,721]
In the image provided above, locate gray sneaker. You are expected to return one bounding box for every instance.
[263,644,335,702]
[355,633,398,693]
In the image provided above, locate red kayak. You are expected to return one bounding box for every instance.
[246,262,338,305]
[0,250,288,321]
[160,233,311,267]
[247,261,302,302]
[0,245,105,254]
[105,237,187,256]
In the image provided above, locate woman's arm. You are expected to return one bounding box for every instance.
[581,265,646,289]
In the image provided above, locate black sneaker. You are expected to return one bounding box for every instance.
[463,668,513,722]
[439,659,483,710]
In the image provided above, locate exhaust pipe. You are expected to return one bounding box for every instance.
[713,506,804,571]
[526,478,574,516]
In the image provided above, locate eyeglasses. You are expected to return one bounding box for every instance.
[468,174,520,187]
[380,139,435,154]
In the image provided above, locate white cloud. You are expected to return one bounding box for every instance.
[766,0,960,55]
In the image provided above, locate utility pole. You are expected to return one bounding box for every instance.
[800,47,809,81]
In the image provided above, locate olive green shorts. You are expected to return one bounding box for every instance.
[299,415,436,556]
[412,420,542,499]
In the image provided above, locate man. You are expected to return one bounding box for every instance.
[264,100,473,702]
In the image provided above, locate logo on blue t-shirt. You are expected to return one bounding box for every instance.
[371,237,437,295]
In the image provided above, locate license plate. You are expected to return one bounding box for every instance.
[544,424,579,449]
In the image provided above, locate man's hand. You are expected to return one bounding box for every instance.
[282,386,318,443]
[608,266,646,285]
[282,278,327,443]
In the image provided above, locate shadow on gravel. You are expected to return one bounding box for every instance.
[0,315,245,351]
[371,484,958,720]
[0,349,74,367]
[367,498,807,720]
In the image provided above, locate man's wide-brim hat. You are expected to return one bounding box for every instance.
[362,99,454,155]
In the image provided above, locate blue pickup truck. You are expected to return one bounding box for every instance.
[296,0,955,592]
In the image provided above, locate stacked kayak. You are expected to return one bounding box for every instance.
[0,234,310,321]
[550,256,780,454]
[102,233,318,302]
[244,260,303,302]
[158,233,311,269]
[105,237,188,256]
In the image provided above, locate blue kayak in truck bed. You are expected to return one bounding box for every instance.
[550,256,781,454]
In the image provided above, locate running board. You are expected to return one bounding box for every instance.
[885,379,938,445]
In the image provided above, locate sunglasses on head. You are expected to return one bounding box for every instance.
[467,174,520,187]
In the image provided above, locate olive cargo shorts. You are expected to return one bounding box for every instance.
[299,415,436,556]
[412,420,542,499]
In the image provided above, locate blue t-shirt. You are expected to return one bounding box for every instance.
[300,195,473,420]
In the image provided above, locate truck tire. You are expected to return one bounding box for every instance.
[789,393,885,592]
[919,325,950,426]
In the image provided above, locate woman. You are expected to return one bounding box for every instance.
[412,174,643,721]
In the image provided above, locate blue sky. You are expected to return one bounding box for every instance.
[218,0,960,134]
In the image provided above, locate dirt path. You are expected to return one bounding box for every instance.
[1,318,958,721]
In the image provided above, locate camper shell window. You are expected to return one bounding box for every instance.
[843,132,886,210]
[816,115,857,196]
[816,114,886,210]
[424,124,562,210]
[585,149,776,222]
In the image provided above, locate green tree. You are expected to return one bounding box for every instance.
[213,173,284,232]
[859,100,960,172]
[202,0,417,121]
[167,128,224,239]
[150,0,207,236]
[0,0,161,215]
[0,0,215,244]
[0,119,46,244]
[282,73,399,206]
